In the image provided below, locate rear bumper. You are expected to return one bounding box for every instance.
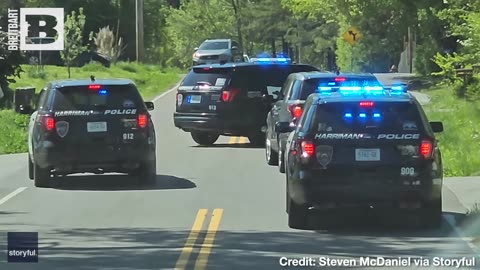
[288,169,442,208]
[173,112,259,135]
[33,141,155,174]
[174,112,222,131]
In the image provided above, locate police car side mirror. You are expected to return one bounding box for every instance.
[275,121,294,133]
[194,47,199,51]
[430,121,443,133]
[145,101,154,111]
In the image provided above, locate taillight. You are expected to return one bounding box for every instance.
[420,140,433,159]
[301,141,314,157]
[38,115,55,131]
[288,105,303,119]
[137,114,147,128]
[221,88,239,102]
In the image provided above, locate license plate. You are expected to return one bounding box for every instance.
[355,148,380,161]
[189,95,202,104]
[87,122,107,132]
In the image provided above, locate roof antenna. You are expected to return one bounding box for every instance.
[90,75,95,82]
[335,67,341,76]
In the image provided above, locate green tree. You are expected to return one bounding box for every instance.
[0,31,24,108]
[60,8,89,78]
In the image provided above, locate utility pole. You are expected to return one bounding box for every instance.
[135,0,144,62]
[408,26,413,73]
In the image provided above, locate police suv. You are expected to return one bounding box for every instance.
[23,78,157,187]
[174,58,318,146]
[276,75,444,229]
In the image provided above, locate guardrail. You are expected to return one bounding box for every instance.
[455,64,480,84]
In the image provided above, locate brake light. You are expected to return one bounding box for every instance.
[221,88,239,102]
[137,114,147,128]
[301,141,314,157]
[420,140,433,159]
[359,101,374,108]
[334,77,346,82]
[288,105,303,119]
[88,84,101,90]
[38,115,55,131]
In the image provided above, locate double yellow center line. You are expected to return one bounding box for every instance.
[175,209,224,270]
[228,136,248,144]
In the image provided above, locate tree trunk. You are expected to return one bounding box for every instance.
[67,65,71,79]
[231,0,243,50]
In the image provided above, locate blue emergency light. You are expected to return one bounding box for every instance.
[98,89,107,95]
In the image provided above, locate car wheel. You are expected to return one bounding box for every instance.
[248,132,265,147]
[265,134,278,165]
[288,198,309,229]
[191,132,219,146]
[28,154,34,180]
[278,148,285,173]
[34,162,51,188]
[421,199,442,229]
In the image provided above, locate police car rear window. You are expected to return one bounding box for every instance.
[229,65,319,91]
[293,77,381,100]
[306,102,423,134]
[181,69,230,87]
[53,85,143,111]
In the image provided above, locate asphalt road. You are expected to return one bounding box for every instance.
[0,76,479,270]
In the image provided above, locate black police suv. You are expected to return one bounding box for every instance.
[277,76,444,229]
[23,79,157,188]
[266,71,338,173]
[173,61,319,146]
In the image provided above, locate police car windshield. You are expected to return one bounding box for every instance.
[53,85,143,111]
[293,77,381,100]
[305,102,424,134]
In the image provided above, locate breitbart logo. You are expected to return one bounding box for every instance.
[377,134,420,140]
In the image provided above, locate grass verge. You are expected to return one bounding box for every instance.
[0,62,182,155]
[422,86,480,176]
[11,62,183,100]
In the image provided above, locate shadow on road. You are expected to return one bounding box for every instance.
[0,211,27,215]
[0,220,476,270]
[50,174,196,191]
[192,143,263,149]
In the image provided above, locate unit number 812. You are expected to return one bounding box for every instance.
[123,133,134,140]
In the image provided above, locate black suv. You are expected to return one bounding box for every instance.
[277,77,444,229]
[173,62,319,146]
[22,79,157,188]
[266,71,341,173]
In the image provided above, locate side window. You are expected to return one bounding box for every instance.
[299,100,315,131]
[282,78,294,101]
[37,87,48,110]
[289,80,303,100]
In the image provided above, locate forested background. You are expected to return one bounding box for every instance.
[1,0,480,73]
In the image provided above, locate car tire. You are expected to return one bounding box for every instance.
[278,148,286,173]
[191,132,219,146]
[421,199,442,229]
[248,132,265,147]
[34,162,51,188]
[28,154,34,180]
[265,135,278,166]
[288,198,309,230]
